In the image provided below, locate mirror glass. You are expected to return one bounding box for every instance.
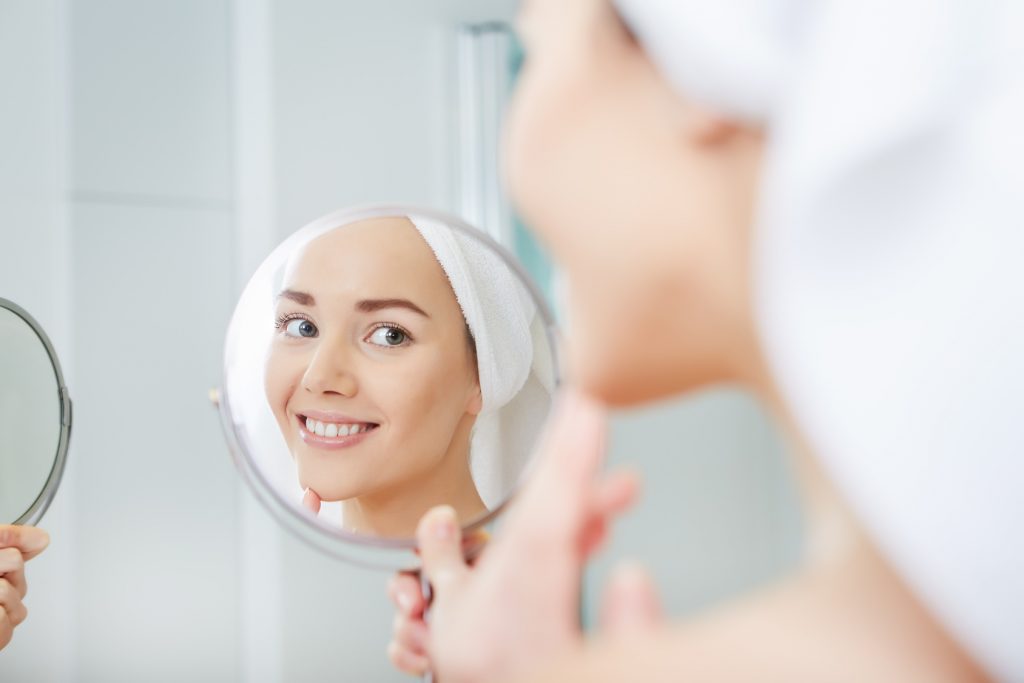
[0,298,72,524]
[218,205,558,568]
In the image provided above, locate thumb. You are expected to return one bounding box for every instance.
[0,525,50,560]
[416,506,468,594]
[599,561,662,637]
[510,388,607,546]
[301,488,321,515]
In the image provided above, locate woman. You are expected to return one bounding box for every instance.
[263,214,547,538]
[264,216,488,537]
[388,0,1022,680]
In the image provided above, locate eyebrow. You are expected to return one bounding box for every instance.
[277,289,315,306]
[356,298,429,318]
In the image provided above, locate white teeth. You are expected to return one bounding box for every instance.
[303,418,371,438]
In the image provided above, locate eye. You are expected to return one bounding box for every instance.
[366,324,410,348]
[277,315,318,338]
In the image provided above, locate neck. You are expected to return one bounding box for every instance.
[341,414,488,538]
[734,330,865,568]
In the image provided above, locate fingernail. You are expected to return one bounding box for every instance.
[396,591,413,613]
[431,506,457,540]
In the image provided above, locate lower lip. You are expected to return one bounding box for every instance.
[296,417,377,450]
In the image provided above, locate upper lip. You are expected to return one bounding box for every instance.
[294,409,378,424]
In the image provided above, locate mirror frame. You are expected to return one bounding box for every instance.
[216,203,561,570]
[0,297,73,526]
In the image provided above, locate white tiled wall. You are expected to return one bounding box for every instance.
[70,203,238,680]
[70,0,232,205]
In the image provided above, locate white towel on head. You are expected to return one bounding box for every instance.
[615,1,1024,680]
[616,0,798,124]
[410,215,554,509]
[410,216,539,415]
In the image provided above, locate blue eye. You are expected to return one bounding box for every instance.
[283,318,318,338]
[367,325,409,347]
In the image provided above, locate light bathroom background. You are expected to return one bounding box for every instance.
[0,1,801,681]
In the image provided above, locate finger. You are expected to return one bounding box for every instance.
[510,389,608,545]
[0,579,27,627]
[0,549,26,597]
[387,640,430,676]
[598,561,662,637]
[0,526,49,560]
[592,468,641,518]
[580,469,642,557]
[392,612,429,657]
[301,488,321,515]
[416,506,468,593]
[388,573,426,618]
[0,608,11,650]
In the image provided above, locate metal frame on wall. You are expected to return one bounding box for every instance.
[456,22,556,310]
[456,22,515,248]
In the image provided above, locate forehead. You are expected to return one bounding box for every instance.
[282,217,454,307]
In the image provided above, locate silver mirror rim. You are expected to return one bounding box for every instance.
[0,297,72,527]
[217,203,561,570]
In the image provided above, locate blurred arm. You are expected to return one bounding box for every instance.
[525,538,989,683]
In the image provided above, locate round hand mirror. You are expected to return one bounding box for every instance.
[0,298,72,525]
[217,205,559,569]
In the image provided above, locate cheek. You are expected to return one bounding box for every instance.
[264,349,301,419]
[372,349,473,447]
[505,65,597,252]
[506,71,657,273]
[263,354,285,412]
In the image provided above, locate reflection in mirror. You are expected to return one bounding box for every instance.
[220,207,557,555]
[0,299,71,525]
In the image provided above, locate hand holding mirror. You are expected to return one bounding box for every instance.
[0,298,71,526]
[0,297,70,650]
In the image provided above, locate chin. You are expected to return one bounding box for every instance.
[305,481,360,503]
[569,328,720,407]
[574,354,665,407]
[295,460,362,501]
[577,356,719,406]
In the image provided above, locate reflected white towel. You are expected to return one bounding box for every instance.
[410,216,538,415]
[411,216,554,509]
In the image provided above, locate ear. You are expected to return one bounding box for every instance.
[466,383,484,417]
[689,109,743,147]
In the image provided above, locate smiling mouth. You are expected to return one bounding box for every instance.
[295,414,379,449]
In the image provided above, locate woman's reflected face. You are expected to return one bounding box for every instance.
[263,218,482,507]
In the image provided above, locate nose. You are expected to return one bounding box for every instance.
[301,337,358,397]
